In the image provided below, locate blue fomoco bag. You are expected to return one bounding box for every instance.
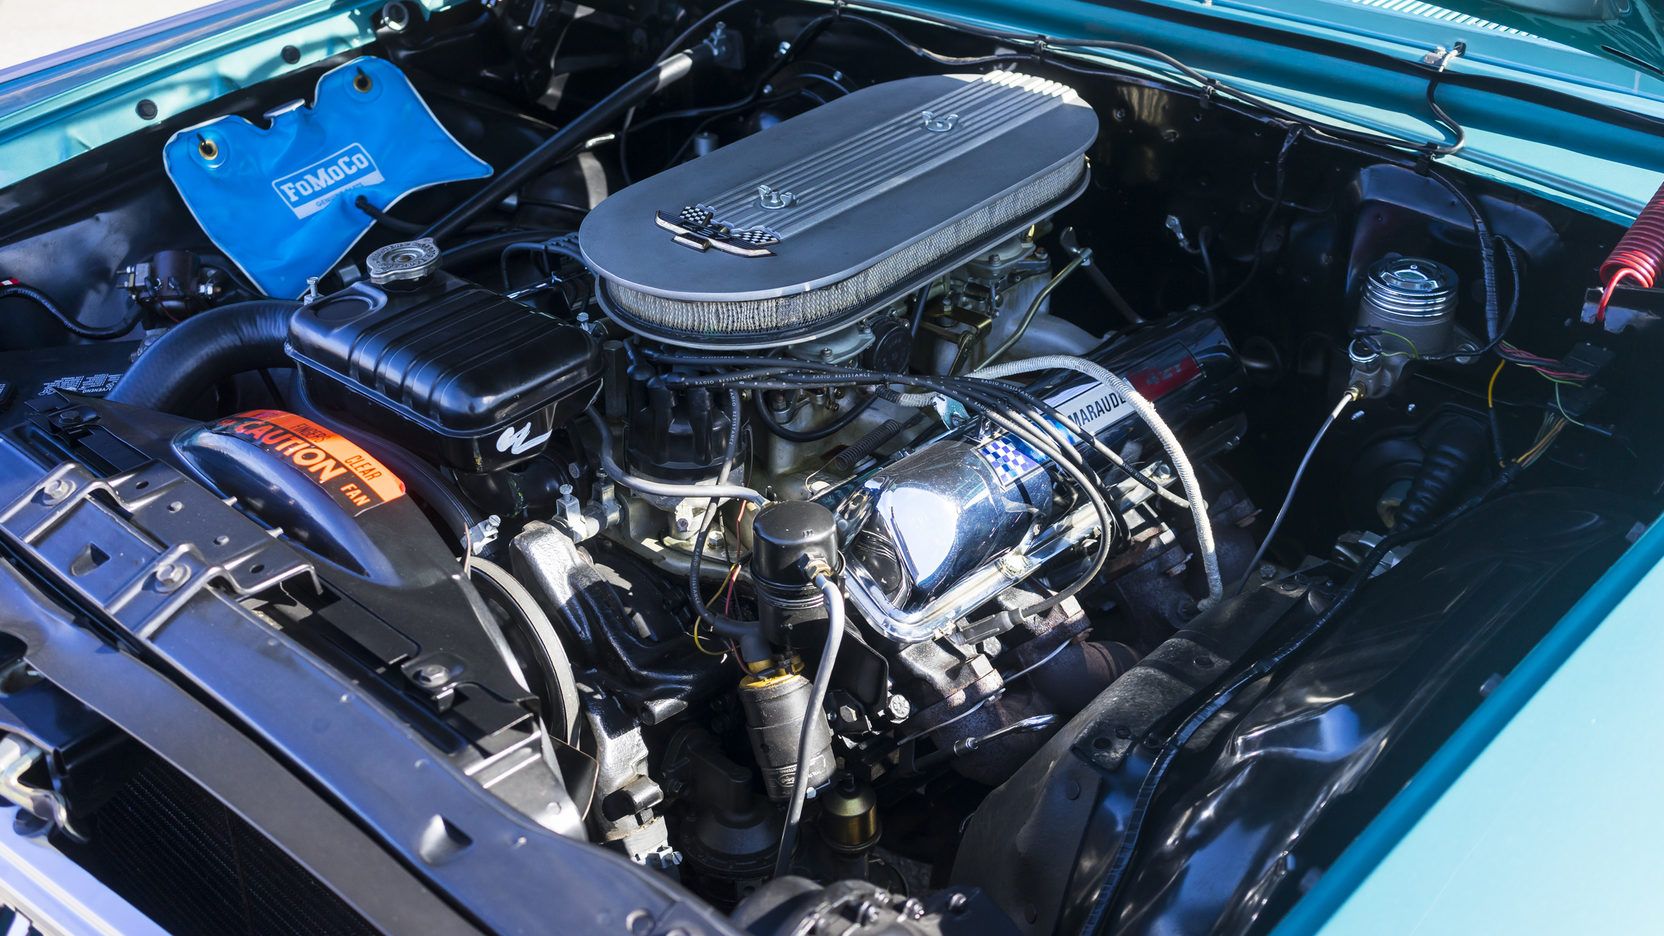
[163,57,491,298]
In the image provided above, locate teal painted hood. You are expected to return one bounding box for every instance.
[1422,1,1664,75]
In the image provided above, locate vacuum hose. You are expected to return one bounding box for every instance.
[772,569,845,878]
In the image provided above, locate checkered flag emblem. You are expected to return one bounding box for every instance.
[657,204,780,256]
[728,227,781,246]
[977,436,1043,486]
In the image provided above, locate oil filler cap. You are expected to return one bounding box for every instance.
[366,238,440,285]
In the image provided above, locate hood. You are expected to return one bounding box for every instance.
[1428,1,1664,76]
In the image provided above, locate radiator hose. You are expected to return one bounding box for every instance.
[105,299,480,550]
[107,299,300,414]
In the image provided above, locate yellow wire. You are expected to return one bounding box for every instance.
[1553,383,1588,428]
[1532,423,1564,463]
[690,620,726,657]
[1536,374,1582,387]
[707,563,741,608]
[1515,419,1566,466]
[692,564,743,657]
[1492,360,1584,466]
[1518,426,1547,464]
[1378,329,1421,358]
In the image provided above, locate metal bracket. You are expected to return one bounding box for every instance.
[0,735,85,842]
[0,460,312,641]
[463,514,502,556]
[1422,40,1466,71]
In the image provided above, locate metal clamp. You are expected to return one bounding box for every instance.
[1421,41,1466,71]
[0,735,85,842]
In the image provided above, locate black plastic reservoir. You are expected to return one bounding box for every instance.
[287,259,600,472]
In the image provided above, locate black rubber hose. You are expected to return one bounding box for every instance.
[908,284,933,335]
[106,297,479,548]
[2,282,142,339]
[440,228,570,270]
[355,195,427,235]
[1394,414,1487,530]
[420,40,721,243]
[106,299,300,413]
[828,418,906,475]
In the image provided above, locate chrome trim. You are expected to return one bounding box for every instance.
[841,499,1104,644]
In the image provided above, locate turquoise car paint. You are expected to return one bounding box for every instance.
[1218,0,1664,101]
[3,0,1663,930]
[1416,0,1664,78]
[1274,511,1664,935]
[875,0,1664,223]
[0,0,462,190]
[4,0,1664,222]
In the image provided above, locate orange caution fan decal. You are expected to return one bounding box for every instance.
[211,409,405,514]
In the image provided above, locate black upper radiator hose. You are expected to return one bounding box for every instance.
[104,298,480,547]
[107,299,300,414]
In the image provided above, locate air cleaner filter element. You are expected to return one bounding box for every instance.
[580,72,1098,349]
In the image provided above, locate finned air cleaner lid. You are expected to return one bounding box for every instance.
[580,72,1099,348]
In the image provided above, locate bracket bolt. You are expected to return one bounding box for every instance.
[413,663,451,688]
[153,562,190,592]
[40,477,76,505]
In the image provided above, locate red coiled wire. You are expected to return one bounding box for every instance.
[1597,180,1664,320]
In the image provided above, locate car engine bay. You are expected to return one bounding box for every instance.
[0,3,1659,934]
